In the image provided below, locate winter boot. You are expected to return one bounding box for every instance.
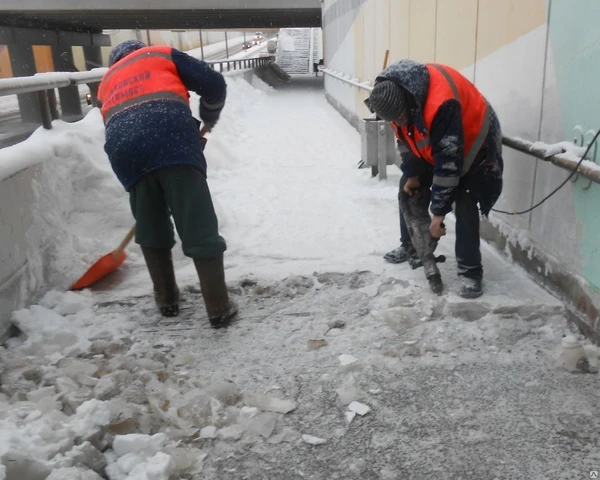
[383,243,418,264]
[458,277,483,299]
[141,247,180,317]
[194,255,238,328]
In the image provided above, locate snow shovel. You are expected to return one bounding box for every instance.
[70,225,136,290]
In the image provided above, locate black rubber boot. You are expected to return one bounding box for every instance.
[458,277,483,299]
[383,244,418,264]
[140,247,180,317]
[194,255,238,328]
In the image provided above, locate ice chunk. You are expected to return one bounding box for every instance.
[338,354,357,366]
[112,433,166,458]
[93,375,119,400]
[267,427,301,444]
[66,441,107,473]
[237,406,259,428]
[345,411,356,424]
[206,381,242,406]
[72,399,111,438]
[199,426,218,439]
[47,467,103,480]
[1,451,51,480]
[246,412,278,439]
[335,374,365,406]
[127,452,176,480]
[348,401,371,416]
[216,424,245,440]
[302,434,326,445]
[245,394,296,414]
[26,386,56,403]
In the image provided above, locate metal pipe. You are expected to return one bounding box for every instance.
[38,90,53,129]
[502,136,600,185]
[199,29,204,60]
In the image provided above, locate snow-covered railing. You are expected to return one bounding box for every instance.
[0,56,274,129]
[322,68,373,92]
[323,67,600,187]
[503,136,600,187]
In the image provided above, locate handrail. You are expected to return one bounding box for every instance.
[0,56,274,98]
[323,67,599,186]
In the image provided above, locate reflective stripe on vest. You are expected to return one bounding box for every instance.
[391,64,489,185]
[98,46,190,123]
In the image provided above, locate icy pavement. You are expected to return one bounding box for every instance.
[2,75,600,479]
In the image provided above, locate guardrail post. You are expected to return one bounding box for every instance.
[8,44,43,124]
[227,62,230,72]
[88,82,100,107]
[219,63,223,73]
[51,45,83,119]
[38,90,53,129]
[47,89,59,120]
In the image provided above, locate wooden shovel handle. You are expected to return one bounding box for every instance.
[200,126,208,136]
[113,225,136,257]
[382,49,390,70]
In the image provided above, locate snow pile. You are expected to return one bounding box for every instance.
[0,110,133,293]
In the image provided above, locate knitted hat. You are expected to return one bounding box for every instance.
[108,40,146,67]
[368,80,407,122]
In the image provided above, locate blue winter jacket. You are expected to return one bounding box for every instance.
[102,48,226,191]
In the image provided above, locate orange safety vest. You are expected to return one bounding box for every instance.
[390,63,490,178]
[98,45,190,123]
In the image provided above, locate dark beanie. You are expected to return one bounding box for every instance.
[109,40,146,67]
[368,80,407,122]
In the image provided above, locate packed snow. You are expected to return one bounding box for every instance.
[1,72,600,479]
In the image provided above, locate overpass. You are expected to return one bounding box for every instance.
[0,0,322,31]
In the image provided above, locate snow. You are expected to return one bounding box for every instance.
[517,137,600,173]
[1,73,599,478]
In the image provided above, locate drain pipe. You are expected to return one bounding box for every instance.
[502,136,600,185]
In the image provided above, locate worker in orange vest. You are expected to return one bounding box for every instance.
[367,59,504,298]
[98,40,237,327]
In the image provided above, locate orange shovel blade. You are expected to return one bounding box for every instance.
[70,250,127,290]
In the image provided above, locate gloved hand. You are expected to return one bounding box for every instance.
[199,103,220,133]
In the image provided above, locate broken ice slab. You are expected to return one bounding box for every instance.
[302,434,326,445]
[338,354,357,366]
[345,411,356,424]
[199,426,218,439]
[246,412,278,439]
[348,401,371,416]
[216,424,245,440]
[267,427,301,444]
[244,394,297,414]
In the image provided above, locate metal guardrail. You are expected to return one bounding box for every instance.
[323,67,599,186]
[0,56,274,129]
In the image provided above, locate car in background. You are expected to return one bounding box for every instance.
[252,38,260,46]
[242,41,253,50]
[254,31,264,40]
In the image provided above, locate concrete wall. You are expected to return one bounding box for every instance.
[322,0,600,341]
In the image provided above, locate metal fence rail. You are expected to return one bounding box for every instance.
[0,56,274,129]
[322,68,599,186]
